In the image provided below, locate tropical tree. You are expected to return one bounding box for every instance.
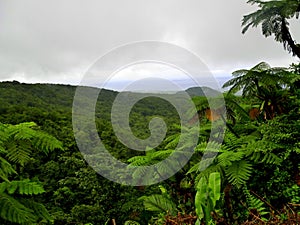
[242,0,300,58]
[190,94,249,138]
[222,62,295,119]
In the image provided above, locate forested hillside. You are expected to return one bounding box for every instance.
[0,68,300,224]
[0,81,183,224]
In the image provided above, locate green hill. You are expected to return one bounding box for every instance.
[182,86,221,97]
[0,81,180,139]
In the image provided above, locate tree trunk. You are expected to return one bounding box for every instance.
[281,18,300,58]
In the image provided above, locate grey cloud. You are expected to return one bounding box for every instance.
[0,0,299,87]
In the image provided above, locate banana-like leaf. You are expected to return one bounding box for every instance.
[195,177,207,219]
[208,172,221,208]
[195,172,222,222]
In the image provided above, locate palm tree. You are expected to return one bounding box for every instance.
[223,62,293,119]
[242,0,300,58]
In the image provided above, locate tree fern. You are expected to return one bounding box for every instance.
[242,0,300,58]
[0,122,63,224]
[1,122,63,168]
[191,128,283,191]
[7,122,63,154]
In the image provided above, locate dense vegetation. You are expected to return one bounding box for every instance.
[0,0,300,224]
[0,62,299,224]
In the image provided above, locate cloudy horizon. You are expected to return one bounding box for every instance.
[0,0,299,91]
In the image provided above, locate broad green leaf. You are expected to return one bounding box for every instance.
[208,172,221,208]
[195,177,208,219]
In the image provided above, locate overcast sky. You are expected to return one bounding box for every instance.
[0,0,299,91]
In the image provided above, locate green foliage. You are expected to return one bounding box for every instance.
[195,172,221,224]
[192,129,284,191]
[0,193,37,224]
[140,194,177,216]
[226,160,252,188]
[0,179,45,195]
[283,184,300,204]
[1,122,63,166]
[1,78,299,224]
[242,186,268,218]
[124,221,141,225]
[0,121,62,224]
[223,62,297,120]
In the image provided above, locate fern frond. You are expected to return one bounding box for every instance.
[223,132,242,150]
[127,155,152,166]
[31,131,63,154]
[218,151,245,167]
[16,180,45,195]
[225,160,253,187]
[150,150,173,161]
[6,122,37,139]
[140,194,177,216]
[6,141,32,166]
[242,186,268,216]
[0,124,9,149]
[0,193,36,224]
[19,199,53,222]
[246,149,282,165]
[187,162,202,174]
[195,141,221,153]
[0,179,45,195]
[247,151,262,162]
[7,122,63,155]
[2,122,63,166]
[0,157,16,181]
[130,166,157,185]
